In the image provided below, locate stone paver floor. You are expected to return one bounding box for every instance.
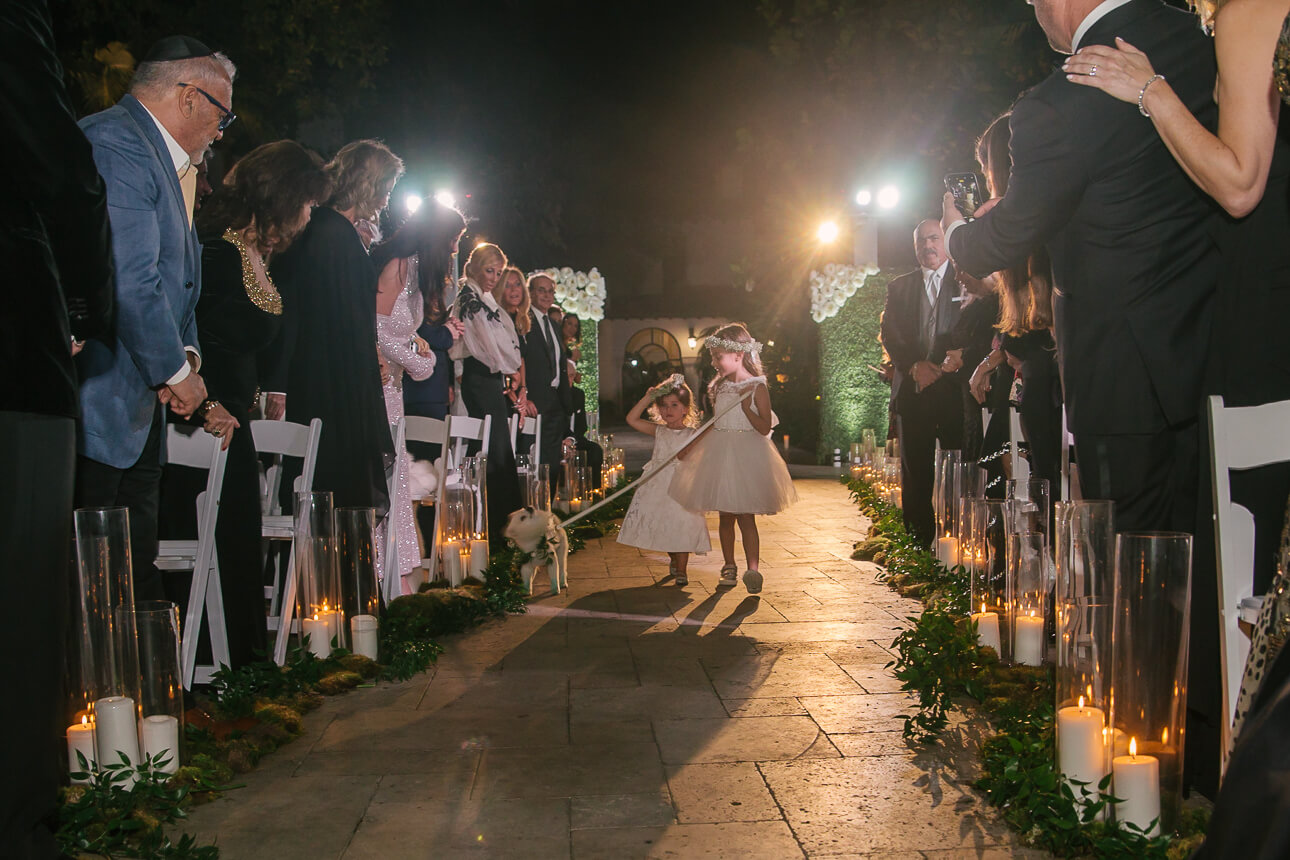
[178,477,1049,859]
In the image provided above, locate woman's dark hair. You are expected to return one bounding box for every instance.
[561,312,581,342]
[369,204,467,318]
[195,140,330,254]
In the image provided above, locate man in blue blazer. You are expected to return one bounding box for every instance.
[77,36,236,599]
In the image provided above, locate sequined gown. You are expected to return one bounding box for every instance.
[377,258,436,595]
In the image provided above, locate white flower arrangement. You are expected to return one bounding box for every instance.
[809,262,880,323]
[527,266,606,322]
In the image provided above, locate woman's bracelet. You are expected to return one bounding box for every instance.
[1138,74,1165,118]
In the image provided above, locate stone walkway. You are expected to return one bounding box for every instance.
[179,478,1047,858]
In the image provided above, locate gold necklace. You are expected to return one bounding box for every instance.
[223,227,282,315]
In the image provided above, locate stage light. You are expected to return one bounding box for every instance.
[855,188,872,207]
[816,220,840,244]
[404,193,423,214]
[877,185,900,209]
[434,189,456,209]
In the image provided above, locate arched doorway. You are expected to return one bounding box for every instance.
[621,327,682,413]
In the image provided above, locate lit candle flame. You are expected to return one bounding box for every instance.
[1077,695,1085,710]
[1086,684,1093,700]
[1129,737,1137,758]
[1161,727,1168,745]
[81,715,89,726]
[981,602,987,615]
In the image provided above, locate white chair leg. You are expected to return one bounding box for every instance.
[273,551,298,666]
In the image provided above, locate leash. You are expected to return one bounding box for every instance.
[557,390,754,529]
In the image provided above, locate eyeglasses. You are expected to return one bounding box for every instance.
[176,82,236,132]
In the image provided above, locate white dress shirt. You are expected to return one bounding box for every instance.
[1071,0,1135,53]
[922,260,950,306]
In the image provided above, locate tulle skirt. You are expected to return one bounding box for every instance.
[669,430,798,515]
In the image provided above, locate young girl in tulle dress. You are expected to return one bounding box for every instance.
[669,323,797,593]
[617,375,710,585]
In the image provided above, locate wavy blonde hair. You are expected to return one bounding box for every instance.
[1191,0,1222,29]
[463,242,507,287]
[494,266,532,334]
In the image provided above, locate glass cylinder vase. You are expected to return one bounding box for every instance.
[337,507,379,658]
[1108,532,1192,836]
[122,601,184,775]
[72,507,142,776]
[1054,500,1115,803]
[1007,531,1050,666]
[294,491,341,659]
[969,499,1010,658]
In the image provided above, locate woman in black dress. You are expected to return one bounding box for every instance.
[264,140,405,518]
[176,141,329,669]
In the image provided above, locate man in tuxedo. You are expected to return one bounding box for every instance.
[523,274,575,471]
[0,2,114,854]
[880,220,964,546]
[942,0,1218,536]
[77,37,236,600]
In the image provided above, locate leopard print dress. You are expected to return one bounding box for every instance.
[1230,500,1290,746]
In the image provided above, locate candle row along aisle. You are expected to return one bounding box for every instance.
[841,467,1210,857]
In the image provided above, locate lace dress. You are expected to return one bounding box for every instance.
[376,257,436,595]
[668,376,798,515]
[617,427,711,554]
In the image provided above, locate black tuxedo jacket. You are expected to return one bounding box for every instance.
[1,0,114,418]
[880,264,961,410]
[949,0,1219,436]
[521,309,573,419]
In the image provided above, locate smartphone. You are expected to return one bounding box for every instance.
[945,172,986,219]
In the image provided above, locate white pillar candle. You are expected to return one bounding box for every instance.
[303,616,332,658]
[936,536,959,567]
[1056,697,1106,790]
[1112,739,1161,836]
[468,540,489,579]
[443,541,463,586]
[1014,612,1045,666]
[971,604,1001,653]
[66,716,96,781]
[93,696,139,773]
[569,497,583,513]
[140,714,181,774]
[350,614,379,660]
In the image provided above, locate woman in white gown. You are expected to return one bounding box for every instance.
[370,206,466,594]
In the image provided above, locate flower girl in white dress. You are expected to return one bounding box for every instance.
[669,323,797,593]
[617,375,711,585]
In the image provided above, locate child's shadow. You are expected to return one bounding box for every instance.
[680,588,760,637]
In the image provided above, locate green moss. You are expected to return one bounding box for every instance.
[316,670,363,695]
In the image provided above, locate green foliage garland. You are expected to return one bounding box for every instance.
[844,475,1208,859]
[817,272,892,462]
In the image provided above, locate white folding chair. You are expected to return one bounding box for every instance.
[1009,405,1030,486]
[155,426,229,689]
[250,418,322,666]
[1207,394,1290,774]
[445,413,492,471]
[508,414,542,465]
[383,416,452,602]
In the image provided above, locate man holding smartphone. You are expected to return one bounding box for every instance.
[941,0,1218,537]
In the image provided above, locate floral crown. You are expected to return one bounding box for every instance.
[648,373,689,403]
[706,335,762,355]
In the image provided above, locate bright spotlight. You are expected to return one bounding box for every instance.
[404,193,423,214]
[855,189,872,207]
[877,185,900,209]
[816,220,840,244]
[433,189,456,209]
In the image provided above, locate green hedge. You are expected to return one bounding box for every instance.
[816,271,892,462]
[577,323,599,409]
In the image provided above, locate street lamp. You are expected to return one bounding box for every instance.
[816,220,840,244]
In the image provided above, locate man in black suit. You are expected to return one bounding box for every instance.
[0,1,115,855]
[880,220,964,546]
[943,0,1218,536]
[523,274,575,472]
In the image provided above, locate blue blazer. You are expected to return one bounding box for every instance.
[77,95,201,468]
